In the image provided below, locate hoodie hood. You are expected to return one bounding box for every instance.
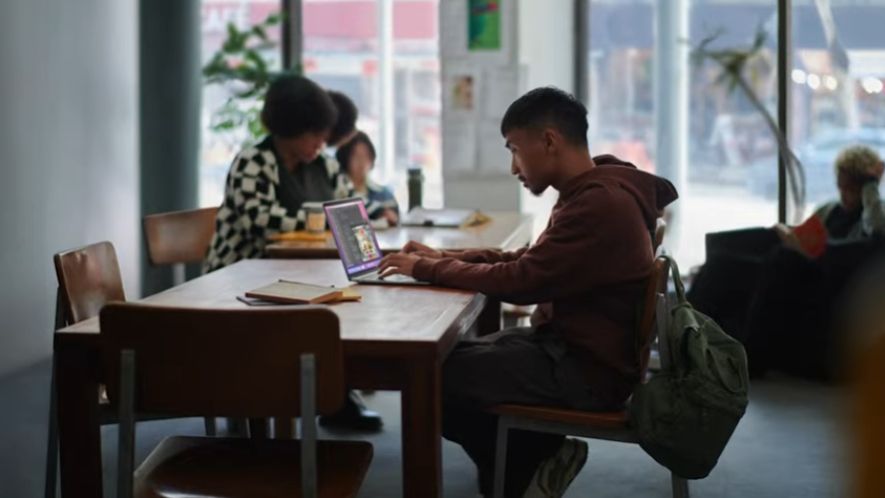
[561,154,678,230]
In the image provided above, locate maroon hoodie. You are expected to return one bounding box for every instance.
[412,155,678,406]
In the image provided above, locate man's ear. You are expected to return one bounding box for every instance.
[542,128,559,153]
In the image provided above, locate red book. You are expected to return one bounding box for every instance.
[792,215,828,258]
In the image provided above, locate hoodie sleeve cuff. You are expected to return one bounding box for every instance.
[413,257,437,282]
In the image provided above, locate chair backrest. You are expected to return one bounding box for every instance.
[143,207,218,266]
[99,303,345,418]
[53,241,126,326]
[636,256,671,375]
[653,218,666,253]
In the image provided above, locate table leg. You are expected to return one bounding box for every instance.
[401,359,442,498]
[56,346,103,498]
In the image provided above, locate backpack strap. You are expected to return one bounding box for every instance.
[661,255,688,305]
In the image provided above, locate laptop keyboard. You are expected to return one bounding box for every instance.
[357,272,418,283]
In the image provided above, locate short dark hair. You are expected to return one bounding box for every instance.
[327,90,359,145]
[336,131,376,174]
[261,74,338,138]
[500,87,588,145]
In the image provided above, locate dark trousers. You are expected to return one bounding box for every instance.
[442,327,606,497]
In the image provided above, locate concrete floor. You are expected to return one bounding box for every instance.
[1,358,846,498]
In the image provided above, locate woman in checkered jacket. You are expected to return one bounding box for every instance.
[203,75,353,273]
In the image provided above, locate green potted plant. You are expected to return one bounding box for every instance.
[693,28,807,221]
[202,12,299,144]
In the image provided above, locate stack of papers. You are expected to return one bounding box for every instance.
[401,208,490,228]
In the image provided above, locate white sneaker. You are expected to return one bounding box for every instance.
[522,438,588,498]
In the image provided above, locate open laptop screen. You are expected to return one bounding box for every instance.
[324,198,383,276]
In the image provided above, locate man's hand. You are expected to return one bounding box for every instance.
[871,160,885,181]
[401,240,442,259]
[379,253,422,278]
[772,223,807,256]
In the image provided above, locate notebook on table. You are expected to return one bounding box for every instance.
[244,281,344,305]
[323,198,430,286]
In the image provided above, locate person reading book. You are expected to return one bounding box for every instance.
[378,87,679,497]
[773,145,885,257]
[690,145,885,380]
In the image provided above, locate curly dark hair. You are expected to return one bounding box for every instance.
[327,91,359,146]
[260,74,337,138]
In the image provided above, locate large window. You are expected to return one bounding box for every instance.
[199,0,442,209]
[586,0,780,269]
[199,0,283,207]
[584,0,885,270]
[303,0,442,208]
[788,1,885,216]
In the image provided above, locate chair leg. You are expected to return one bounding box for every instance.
[492,416,510,498]
[248,418,270,439]
[44,357,58,498]
[671,472,690,498]
[274,417,296,439]
[225,417,249,437]
[203,417,217,436]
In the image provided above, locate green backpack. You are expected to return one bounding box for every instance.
[629,256,749,479]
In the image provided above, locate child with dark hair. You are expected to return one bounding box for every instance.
[204,74,351,272]
[326,90,359,147]
[336,131,400,227]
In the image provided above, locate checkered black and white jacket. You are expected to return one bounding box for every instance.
[203,143,350,273]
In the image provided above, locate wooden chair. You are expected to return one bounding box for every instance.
[44,242,212,498]
[490,256,691,498]
[654,218,667,252]
[143,207,218,285]
[100,304,373,498]
[144,207,230,433]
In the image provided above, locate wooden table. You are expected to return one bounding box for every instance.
[266,211,533,259]
[55,259,500,498]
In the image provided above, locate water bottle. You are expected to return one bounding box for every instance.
[407,167,424,211]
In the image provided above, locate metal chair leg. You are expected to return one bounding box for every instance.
[492,416,510,498]
[44,356,58,498]
[248,418,270,439]
[203,417,217,436]
[671,472,690,498]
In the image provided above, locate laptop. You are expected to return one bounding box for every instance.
[323,198,430,286]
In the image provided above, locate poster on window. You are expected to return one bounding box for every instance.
[468,0,501,51]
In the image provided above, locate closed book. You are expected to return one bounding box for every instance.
[278,279,362,302]
[792,215,828,259]
[245,281,343,304]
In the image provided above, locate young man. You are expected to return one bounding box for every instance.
[379,87,678,497]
